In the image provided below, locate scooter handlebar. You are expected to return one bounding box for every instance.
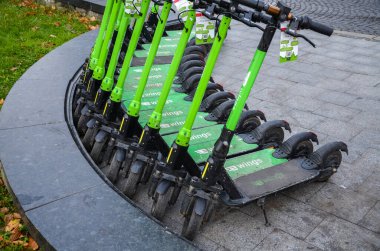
[299,16,333,36]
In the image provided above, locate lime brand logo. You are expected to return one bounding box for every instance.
[162,110,183,117]
[253,172,284,186]
[161,120,185,128]
[226,159,264,172]
[132,83,162,88]
[191,132,212,141]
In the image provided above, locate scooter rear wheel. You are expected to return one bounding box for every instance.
[317,151,342,182]
[151,187,173,220]
[181,209,203,241]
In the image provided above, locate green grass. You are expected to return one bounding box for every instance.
[0,0,98,249]
[0,0,98,107]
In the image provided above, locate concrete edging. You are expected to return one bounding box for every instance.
[0,30,196,251]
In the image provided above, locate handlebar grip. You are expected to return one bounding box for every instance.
[301,16,333,36]
[233,0,261,9]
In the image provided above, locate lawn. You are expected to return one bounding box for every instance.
[0,0,98,249]
[0,0,98,108]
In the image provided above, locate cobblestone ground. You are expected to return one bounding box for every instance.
[133,21,380,250]
[92,0,380,249]
[277,0,380,35]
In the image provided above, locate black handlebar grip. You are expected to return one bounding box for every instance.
[301,16,333,36]
[233,0,261,9]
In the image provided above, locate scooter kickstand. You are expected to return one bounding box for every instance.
[257,197,270,227]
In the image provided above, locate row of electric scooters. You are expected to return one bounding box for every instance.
[72,0,348,241]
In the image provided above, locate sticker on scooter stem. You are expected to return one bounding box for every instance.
[173,0,193,21]
[280,22,298,63]
[125,0,142,17]
[195,12,215,45]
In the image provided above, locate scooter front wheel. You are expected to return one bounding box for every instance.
[105,153,122,183]
[181,209,203,241]
[151,187,173,220]
[82,127,97,151]
[90,140,107,164]
[122,171,141,198]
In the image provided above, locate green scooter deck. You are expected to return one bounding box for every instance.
[223,149,319,202]
[134,30,195,58]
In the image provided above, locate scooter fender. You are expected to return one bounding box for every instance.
[194,197,207,216]
[80,104,89,116]
[156,180,172,195]
[130,161,145,175]
[94,130,108,143]
[86,118,96,129]
[115,149,126,162]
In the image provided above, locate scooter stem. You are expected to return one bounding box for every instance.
[176,15,232,147]
[127,1,173,117]
[225,24,276,131]
[147,10,197,129]
[89,0,116,71]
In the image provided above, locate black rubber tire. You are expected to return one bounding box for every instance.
[151,187,172,221]
[82,127,96,151]
[263,127,285,145]
[90,140,107,164]
[122,171,141,198]
[293,140,314,158]
[317,151,342,182]
[181,209,203,241]
[105,153,122,183]
[77,114,89,136]
[236,117,261,134]
[73,102,83,125]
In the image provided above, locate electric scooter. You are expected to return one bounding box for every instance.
[179,0,348,240]
[146,2,292,221]
[83,1,212,160]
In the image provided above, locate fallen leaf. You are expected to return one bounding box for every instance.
[10,67,18,72]
[12,240,25,245]
[13,213,21,219]
[0,236,3,241]
[54,21,61,27]
[4,213,14,224]
[26,11,37,16]
[5,219,20,232]
[0,207,9,214]
[0,177,4,185]
[89,16,96,22]
[10,227,22,241]
[28,237,39,250]
[49,34,57,38]
[88,25,99,31]
[31,26,40,32]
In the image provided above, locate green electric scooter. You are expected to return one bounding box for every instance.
[179,0,348,240]
[145,3,292,221]
[83,2,212,160]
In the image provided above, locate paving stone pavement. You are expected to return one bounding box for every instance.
[206,21,380,250]
[127,19,380,250]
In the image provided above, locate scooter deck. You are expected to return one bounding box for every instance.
[223,149,319,203]
[134,31,195,58]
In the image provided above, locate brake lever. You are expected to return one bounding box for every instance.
[285,29,316,48]
[240,12,264,31]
